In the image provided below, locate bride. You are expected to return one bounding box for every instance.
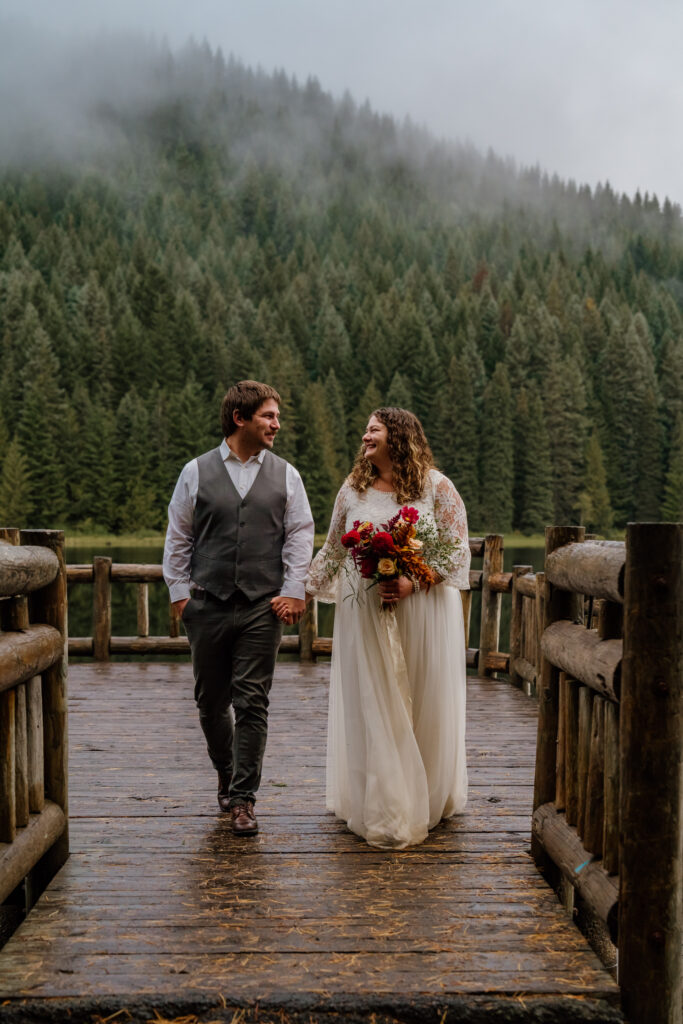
[305,407,470,849]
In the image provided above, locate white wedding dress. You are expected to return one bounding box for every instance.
[306,469,470,849]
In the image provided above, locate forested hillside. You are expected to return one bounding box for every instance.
[1,40,682,534]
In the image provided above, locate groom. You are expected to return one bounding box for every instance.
[163,381,314,835]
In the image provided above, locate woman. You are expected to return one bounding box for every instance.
[305,407,470,849]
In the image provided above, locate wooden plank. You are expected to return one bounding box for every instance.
[0,662,620,1014]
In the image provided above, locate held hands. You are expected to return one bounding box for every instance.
[378,575,414,606]
[270,595,306,625]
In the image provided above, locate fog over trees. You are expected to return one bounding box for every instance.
[1,35,682,533]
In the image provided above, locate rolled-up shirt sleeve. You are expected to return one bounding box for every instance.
[162,460,198,603]
[280,465,315,600]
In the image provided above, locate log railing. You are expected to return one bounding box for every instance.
[530,523,682,1024]
[0,528,69,914]
[67,536,518,672]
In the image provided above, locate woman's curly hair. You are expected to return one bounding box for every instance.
[348,407,435,503]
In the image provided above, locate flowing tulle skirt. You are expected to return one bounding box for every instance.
[326,578,468,849]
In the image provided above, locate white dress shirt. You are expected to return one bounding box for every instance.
[163,439,315,603]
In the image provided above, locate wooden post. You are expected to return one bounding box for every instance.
[21,530,69,884]
[577,685,593,840]
[479,535,504,678]
[510,565,533,689]
[534,571,545,699]
[92,556,112,661]
[460,590,473,648]
[583,695,605,856]
[299,598,318,663]
[619,523,682,1024]
[1,530,31,829]
[555,672,568,811]
[603,700,619,875]
[136,582,150,638]
[532,526,584,866]
[0,689,16,843]
[27,676,44,813]
[14,683,29,828]
[565,677,580,827]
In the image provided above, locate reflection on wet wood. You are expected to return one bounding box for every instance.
[0,662,621,1019]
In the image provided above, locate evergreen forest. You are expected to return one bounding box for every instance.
[1,39,683,535]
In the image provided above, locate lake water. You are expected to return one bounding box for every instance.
[65,541,545,657]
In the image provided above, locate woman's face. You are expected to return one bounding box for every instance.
[362,415,390,466]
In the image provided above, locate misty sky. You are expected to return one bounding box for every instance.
[2,0,682,205]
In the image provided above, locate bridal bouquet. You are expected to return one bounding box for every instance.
[340,505,458,608]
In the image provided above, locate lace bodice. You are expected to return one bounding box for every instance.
[306,469,471,602]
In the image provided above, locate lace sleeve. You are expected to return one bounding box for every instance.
[305,480,351,603]
[432,472,471,589]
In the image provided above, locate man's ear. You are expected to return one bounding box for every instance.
[233,409,245,428]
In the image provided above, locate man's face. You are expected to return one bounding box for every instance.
[237,398,280,451]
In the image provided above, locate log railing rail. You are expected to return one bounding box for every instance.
[530,522,682,1024]
[68,535,518,673]
[0,527,69,914]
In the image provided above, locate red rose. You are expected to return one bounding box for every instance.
[400,506,419,524]
[341,529,362,549]
[371,531,396,554]
[359,556,377,578]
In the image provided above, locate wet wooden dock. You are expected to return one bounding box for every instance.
[0,662,622,1023]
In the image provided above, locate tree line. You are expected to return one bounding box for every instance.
[0,44,682,536]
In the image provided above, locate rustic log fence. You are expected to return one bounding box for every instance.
[531,523,682,1024]
[0,528,69,915]
[68,535,527,674]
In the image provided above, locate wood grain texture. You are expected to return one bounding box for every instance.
[0,662,620,1018]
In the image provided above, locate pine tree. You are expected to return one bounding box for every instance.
[266,343,306,466]
[16,321,70,525]
[518,389,554,534]
[435,356,480,527]
[634,385,664,520]
[578,430,614,536]
[296,381,342,531]
[543,352,587,524]
[513,386,554,535]
[324,369,350,473]
[410,326,441,436]
[0,437,33,525]
[385,371,413,409]
[479,364,513,533]
[347,379,383,458]
[114,388,159,531]
[661,413,683,521]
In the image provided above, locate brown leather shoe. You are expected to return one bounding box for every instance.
[217,771,232,813]
[230,801,258,835]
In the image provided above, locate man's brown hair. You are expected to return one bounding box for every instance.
[220,381,282,437]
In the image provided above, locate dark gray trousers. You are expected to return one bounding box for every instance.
[182,590,283,806]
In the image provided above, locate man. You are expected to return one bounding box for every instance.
[163,381,314,835]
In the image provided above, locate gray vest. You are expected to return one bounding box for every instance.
[190,447,288,601]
